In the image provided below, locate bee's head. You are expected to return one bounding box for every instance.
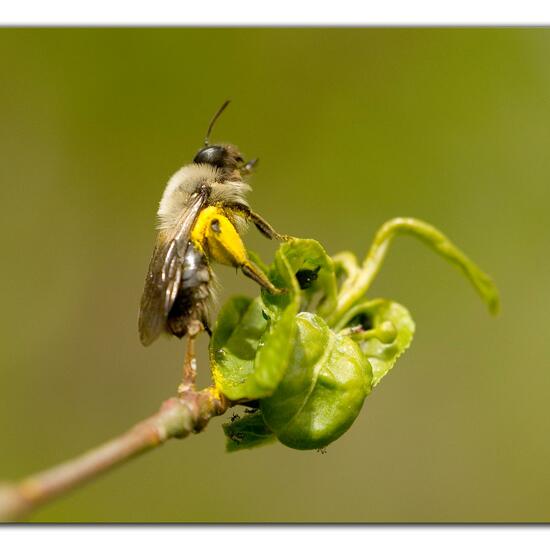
[193,144,244,170]
[194,101,257,176]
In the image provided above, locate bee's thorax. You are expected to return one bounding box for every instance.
[157,163,250,231]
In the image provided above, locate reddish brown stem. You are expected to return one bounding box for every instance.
[0,387,229,522]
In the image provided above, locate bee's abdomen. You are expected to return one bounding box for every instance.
[167,242,211,339]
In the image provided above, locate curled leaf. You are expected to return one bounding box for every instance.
[261,312,372,450]
[262,238,337,319]
[210,296,298,401]
[260,242,299,318]
[337,299,415,387]
[211,239,336,402]
[281,239,337,317]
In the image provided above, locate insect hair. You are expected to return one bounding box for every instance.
[157,164,251,231]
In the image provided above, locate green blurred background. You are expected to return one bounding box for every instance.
[0,28,548,522]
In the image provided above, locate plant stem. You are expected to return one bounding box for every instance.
[327,217,499,326]
[0,387,229,522]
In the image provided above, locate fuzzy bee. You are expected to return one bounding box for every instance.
[138,101,287,351]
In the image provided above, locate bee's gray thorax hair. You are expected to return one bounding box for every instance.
[157,163,250,231]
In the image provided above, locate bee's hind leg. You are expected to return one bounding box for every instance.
[227,203,291,241]
[177,321,203,395]
[241,261,286,295]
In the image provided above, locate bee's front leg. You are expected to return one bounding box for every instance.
[227,203,291,241]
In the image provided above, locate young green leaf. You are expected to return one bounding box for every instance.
[280,239,337,318]
[261,238,337,319]
[336,299,415,387]
[261,312,373,450]
[210,296,298,401]
[223,411,277,452]
[211,239,335,402]
[260,241,300,318]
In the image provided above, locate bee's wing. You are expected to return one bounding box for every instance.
[138,193,206,346]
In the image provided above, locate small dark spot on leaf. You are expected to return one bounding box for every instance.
[261,309,270,321]
[230,413,240,423]
[316,447,328,454]
[295,266,321,289]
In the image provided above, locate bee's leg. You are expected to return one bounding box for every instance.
[203,210,287,295]
[241,158,259,176]
[241,261,285,295]
[227,203,291,241]
[178,321,202,394]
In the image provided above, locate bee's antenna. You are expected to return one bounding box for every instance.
[205,100,231,146]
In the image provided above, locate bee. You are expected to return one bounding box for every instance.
[138,101,287,358]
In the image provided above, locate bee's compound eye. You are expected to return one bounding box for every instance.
[210,219,221,233]
[193,145,226,168]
